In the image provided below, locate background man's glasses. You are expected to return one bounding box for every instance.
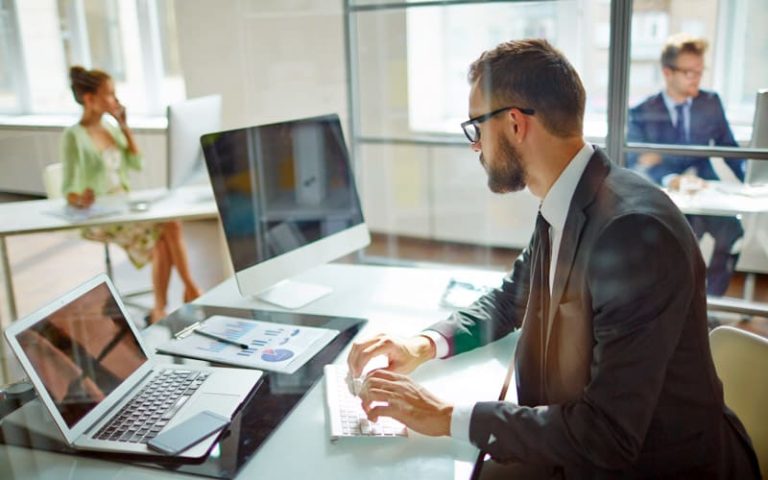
[461,106,535,143]
[667,65,705,79]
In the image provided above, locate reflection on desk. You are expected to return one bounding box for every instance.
[0,304,366,479]
[0,264,512,480]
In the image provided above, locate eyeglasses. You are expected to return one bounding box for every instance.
[460,106,535,144]
[667,65,705,79]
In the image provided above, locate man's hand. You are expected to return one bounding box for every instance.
[637,152,662,168]
[347,333,435,378]
[359,369,452,437]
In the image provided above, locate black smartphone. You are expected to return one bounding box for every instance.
[147,410,230,455]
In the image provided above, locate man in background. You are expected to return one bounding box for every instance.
[627,33,744,296]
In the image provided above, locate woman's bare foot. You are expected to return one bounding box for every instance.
[183,285,202,303]
[150,307,167,324]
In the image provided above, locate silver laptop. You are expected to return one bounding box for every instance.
[3,274,262,458]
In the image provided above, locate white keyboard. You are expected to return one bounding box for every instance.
[323,364,407,441]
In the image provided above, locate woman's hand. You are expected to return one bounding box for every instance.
[111,100,128,129]
[66,188,95,209]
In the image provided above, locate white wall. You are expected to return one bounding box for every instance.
[174,0,348,131]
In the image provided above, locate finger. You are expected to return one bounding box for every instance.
[366,403,403,424]
[347,335,382,376]
[347,334,387,377]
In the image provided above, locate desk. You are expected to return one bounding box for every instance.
[664,182,768,217]
[0,263,514,479]
[665,182,768,300]
[0,185,219,379]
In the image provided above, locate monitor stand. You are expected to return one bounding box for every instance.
[256,280,333,310]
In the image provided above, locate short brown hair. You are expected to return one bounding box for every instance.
[661,33,708,69]
[468,39,585,138]
[69,66,111,105]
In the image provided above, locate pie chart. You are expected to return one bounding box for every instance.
[261,348,294,362]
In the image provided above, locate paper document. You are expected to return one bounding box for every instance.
[156,315,339,374]
[44,204,123,222]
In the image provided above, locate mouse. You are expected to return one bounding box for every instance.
[129,201,150,212]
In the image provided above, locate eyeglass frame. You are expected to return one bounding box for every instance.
[664,64,705,79]
[460,106,535,144]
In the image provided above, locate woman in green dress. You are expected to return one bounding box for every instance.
[62,66,201,323]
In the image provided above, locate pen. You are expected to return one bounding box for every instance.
[194,329,249,349]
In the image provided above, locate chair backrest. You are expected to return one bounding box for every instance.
[42,163,64,199]
[709,325,768,477]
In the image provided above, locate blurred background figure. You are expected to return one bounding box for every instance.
[627,33,744,296]
[62,66,201,323]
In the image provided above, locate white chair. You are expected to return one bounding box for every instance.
[709,326,768,477]
[42,163,151,314]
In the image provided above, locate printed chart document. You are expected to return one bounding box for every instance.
[156,315,339,374]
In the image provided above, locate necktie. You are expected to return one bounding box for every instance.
[497,211,551,404]
[674,103,687,144]
[470,212,552,480]
[534,212,551,401]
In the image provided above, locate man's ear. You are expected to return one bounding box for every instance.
[507,108,528,143]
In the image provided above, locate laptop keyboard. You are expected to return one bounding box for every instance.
[94,369,210,444]
[323,364,407,440]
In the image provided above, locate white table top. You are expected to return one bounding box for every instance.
[664,182,768,216]
[0,263,514,479]
[0,185,218,236]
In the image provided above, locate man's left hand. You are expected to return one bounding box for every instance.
[358,369,452,437]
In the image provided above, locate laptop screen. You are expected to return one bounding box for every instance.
[15,282,148,428]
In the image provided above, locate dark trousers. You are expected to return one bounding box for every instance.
[686,214,744,296]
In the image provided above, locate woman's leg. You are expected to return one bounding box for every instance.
[161,221,202,302]
[151,234,172,323]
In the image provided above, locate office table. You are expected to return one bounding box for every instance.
[0,185,219,379]
[0,263,514,479]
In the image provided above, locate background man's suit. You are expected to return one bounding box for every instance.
[626,90,744,296]
[429,149,759,478]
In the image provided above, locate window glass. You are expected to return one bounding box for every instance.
[354,0,611,142]
[0,0,20,111]
[5,0,185,115]
[627,0,768,145]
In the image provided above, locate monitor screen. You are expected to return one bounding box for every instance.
[14,282,148,427]
[167,94,222,189]
[201,114,369,304]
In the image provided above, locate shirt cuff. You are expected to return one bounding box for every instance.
[420,330,449,359]
[450,402,474,443]
[661,173,677,188]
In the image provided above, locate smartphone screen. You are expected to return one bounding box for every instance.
[147,410,229,455]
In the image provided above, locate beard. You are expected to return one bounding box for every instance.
[482,135,526,193]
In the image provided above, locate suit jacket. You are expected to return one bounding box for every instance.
[626,90,744,184]
[428,149,760,478]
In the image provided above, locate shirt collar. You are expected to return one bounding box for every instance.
[662,90,692,112]
[539,143,594,232]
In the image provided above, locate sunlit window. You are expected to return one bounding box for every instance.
[1,0,185,116]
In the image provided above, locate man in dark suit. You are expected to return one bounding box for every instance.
[348,39,760,478]
[627,33,744,296]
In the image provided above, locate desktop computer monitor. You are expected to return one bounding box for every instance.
[201,113,370,309]
[745,88,768,185]
[166,94,223,189]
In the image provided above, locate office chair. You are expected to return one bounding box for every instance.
[42,163,152,315]
[709,325,768,477]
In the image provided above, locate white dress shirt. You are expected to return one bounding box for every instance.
[422,142,594,442]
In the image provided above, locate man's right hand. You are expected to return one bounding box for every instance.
[347,333,436,378]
